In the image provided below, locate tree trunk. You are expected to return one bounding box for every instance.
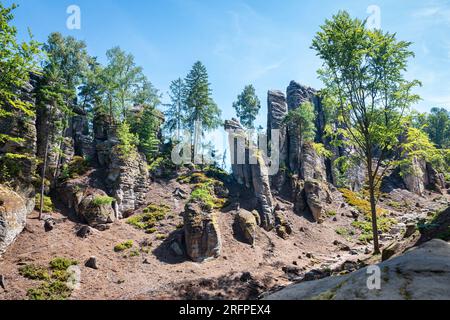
[367,158,380,254]
[39,116,52,221]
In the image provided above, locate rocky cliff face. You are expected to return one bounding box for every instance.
[93,115,150,218]
[225,119,275,231]
[0,75,39,254]
[267,90,288,192]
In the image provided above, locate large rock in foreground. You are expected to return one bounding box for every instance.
[0,186,31,255]
[184,202,221,262]
[266,239,450,300]
[58,181,115,229]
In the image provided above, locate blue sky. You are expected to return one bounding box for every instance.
[5,0,450,157]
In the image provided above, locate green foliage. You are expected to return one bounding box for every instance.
[312,142,332,158]
[423,107,450,148]
[49,257,78,271]
[340,188,384,217]
[35,194,54,213]
[60,156,90,181]
[232,84,261,129]
[20,258,78,300]
[283,102,316,144]
[0,3,41,149]
[19,264,51,281]
[114,240,134,252]
[164,78,186,140]
[132,105,162,161]
[115,121,139,156]
[127,203,169,232]
[42,32,89,98]
[184,61,222,133]
[312,11,420,252]
[398,127,448,176]
[91,195,115,207]
[27,280,72,301]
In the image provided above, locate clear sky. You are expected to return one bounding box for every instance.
[4,0,450,157]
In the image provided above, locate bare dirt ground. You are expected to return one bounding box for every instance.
[0,177,448,300]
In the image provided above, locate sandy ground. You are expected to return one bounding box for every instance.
[0,178,448,300]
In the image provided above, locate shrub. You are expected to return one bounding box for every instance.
[49,257,78,271]
[35,194,54,213]
[127,203,169,232]
[27,280,72,300]
[114,240,134,252]
[19,264,51,281]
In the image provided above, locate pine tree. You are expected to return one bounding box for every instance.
[184,61,221,136]
[232,85,261,129]
[164,78,186,141]
[183,61,221,165]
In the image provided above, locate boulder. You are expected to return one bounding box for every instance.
[304,180,332,223]
[236,209,258,245]
[266,239,450,300]
[0,186,29,255]
[58,181,115,229]
[184,202,221,262]
[77,189,115,227]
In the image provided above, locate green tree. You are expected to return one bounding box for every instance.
[133,105,163,161]
[184,61,221,136]
[164,78,186,141]
[283,101,316,144]
[103,47,144,121]
[425,107,450,148]
[0,3,41,145]
[232,85,261,129]
[311,11,421,253]
[42,32,89,103]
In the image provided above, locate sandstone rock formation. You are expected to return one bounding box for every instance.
[303,180,332,223]
[286,81,318,173]
[0,186,29,255]
[184,202,221,262]
[93,115,150,218]
[58,181,115,229]
[266,239,450,300]
[236,209,258,245]
[267,90,288,191]
[225,119,275,231]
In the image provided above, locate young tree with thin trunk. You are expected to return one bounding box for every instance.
[311,11,421,253]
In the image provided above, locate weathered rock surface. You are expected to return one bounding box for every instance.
[58,181,115,228]
[267,90,288,191]
[78,189,115,227]
[304,180,332,223]
[300,142,327,182]
[93,116,150,218]
[266,239,450,300]
[0,186,29,255]
[184,202,221,262]
[225,119,275,231]
[286,82,317,173]
[236,209,258,245]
